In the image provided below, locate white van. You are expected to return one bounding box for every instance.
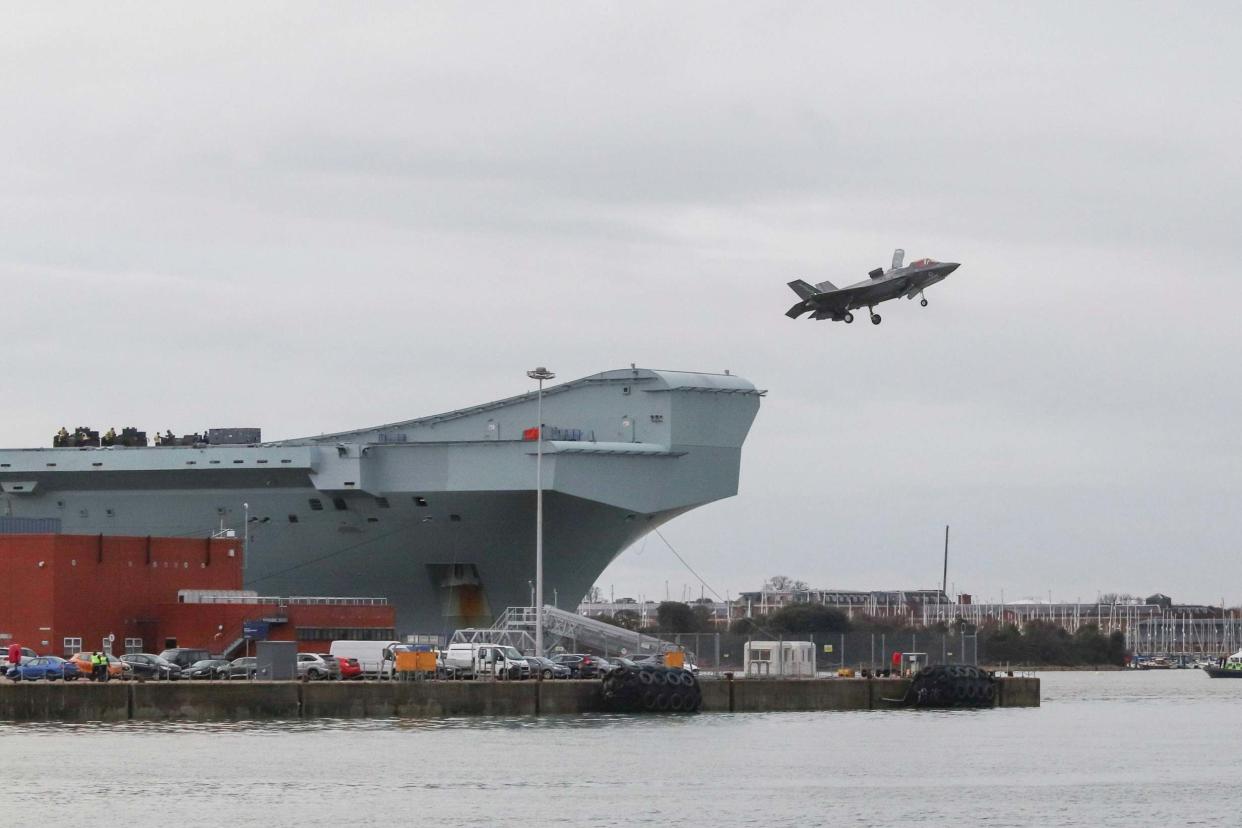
[329,640,401,678]
[443,642,528,679]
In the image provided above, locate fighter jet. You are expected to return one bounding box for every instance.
[785,249,960,325]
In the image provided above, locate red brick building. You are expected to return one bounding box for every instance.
[0,534,394,657]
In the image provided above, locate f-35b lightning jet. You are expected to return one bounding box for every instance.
[785,249,960,325]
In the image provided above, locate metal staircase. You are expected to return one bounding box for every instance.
[450,606,680,657]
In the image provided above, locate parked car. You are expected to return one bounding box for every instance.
[525,656,570,679]
[121,653,182,680]
[7,656,80,681]
[158,648,211,669]
[67,652,126,680]
[296,653,333,680]
[223,657,256,680]
[182,659,231,680]
[550,653,610,678]
[337,656,363,680]
[311,653,343,680]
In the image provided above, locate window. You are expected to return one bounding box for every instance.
[288,514,299,523]
[63,637,82,658]
[332,497,347,511]
[309,499,323,511]
[124,638,143,655]
[414,497,428,507]
[295,627,398,641]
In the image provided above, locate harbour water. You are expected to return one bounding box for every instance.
[0,671,1235,826]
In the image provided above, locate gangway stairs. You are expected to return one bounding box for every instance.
[451,606,681,657]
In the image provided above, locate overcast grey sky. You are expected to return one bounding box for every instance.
[3,4,1240,606]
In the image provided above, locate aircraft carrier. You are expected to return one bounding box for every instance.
[0,368,762,634]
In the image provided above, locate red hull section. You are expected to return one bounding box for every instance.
[0,534,393,657]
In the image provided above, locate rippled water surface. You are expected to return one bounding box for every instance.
[0,671,1236,826]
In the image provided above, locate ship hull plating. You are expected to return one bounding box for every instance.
[0,369,761,634]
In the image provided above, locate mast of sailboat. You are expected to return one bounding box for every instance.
[942,524,950,601]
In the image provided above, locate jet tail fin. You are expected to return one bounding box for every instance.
[787,279,821,300]
[814,278,838,292]
[785,301,810,319]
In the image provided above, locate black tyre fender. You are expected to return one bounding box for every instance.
[669,692,685,712]
[654,693,670,711]
[642,690,658,711]
[638,670,655,686]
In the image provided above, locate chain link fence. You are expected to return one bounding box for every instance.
[646,630,982,674]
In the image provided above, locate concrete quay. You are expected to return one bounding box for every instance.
[0,677,1039,722]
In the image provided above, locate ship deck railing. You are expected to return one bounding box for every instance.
[179,595,389,606]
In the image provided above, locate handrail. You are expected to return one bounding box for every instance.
[179,595,389,606]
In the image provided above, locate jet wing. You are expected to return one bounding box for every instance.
[786,300,811,319]
[808,282,883,312]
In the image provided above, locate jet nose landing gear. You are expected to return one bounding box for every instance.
[842,312,854,324]
[920,298,928,307]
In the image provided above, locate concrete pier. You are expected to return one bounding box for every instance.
[0,677,1039,722]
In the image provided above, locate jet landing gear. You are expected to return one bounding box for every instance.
[842,312,854,324]
[919,291,929,307]
[868,307,882,325]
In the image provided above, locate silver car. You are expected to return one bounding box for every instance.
[296,653,334,680]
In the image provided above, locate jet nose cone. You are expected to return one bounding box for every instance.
[941,262,960,275]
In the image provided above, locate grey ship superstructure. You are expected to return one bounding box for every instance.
[0,368,762,634]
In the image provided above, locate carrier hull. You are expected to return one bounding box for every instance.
[0,369,761,634]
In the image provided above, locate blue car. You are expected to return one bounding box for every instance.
[6,656,80,681]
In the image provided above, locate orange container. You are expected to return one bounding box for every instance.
[664,651,685,669]
[395,651,437,673]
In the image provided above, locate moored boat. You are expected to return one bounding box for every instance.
[1204,650,1242,678]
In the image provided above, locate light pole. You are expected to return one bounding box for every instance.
[242,501,249,574]
[527,366,554,656]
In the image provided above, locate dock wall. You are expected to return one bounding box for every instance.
[0,677,1039,722]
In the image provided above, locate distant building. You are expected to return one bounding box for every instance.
[1145,593,1173,610]
[736,588,952,621]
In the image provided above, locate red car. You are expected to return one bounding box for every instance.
[338,656,362,680]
